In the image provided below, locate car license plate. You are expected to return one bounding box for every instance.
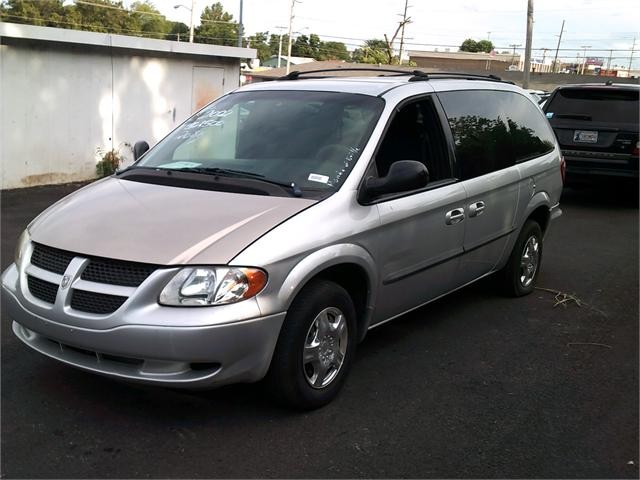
[573,130,598,143]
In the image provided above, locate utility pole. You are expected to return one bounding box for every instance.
[237,0,243,47]
[606,49,613,74]
[541,47,549,72]
[276,25,287,68]
[398,0,410,65]
[522,0,534,88]
[580,45,591,75]
[286,0,296,74]
[509,43,521,67]
[552,19,565,73]
[628,37,636,75]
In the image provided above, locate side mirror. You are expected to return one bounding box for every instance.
[133,141,150,161]
[362,160,429,202]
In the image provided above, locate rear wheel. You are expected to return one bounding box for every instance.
[500,220,543,297]
[265,280,357,409]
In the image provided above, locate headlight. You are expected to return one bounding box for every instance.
[159,267,267,306]
[14,229,30,266]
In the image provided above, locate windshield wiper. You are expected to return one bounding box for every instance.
[168,167,303,197]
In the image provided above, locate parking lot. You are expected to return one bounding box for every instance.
[1,181,638,478]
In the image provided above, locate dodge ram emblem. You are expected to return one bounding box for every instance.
[61,275,70,289]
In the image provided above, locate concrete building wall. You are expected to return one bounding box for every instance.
[412,56,512,73]
[0,24,253,189]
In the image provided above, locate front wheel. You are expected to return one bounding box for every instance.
[500,220,543,297]
[265,280,357,410]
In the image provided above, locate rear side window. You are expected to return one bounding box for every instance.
[545,88,639,124]
[438,90,556,180]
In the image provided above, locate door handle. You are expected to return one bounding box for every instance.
[445,208,465,225]
[469,201,486,217]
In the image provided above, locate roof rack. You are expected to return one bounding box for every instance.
[278,68,510,83]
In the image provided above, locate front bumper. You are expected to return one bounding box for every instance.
[2,263,285,387]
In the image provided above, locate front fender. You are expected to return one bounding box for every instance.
[279,243,378,309]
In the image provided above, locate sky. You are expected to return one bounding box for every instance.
[146,0,639,68]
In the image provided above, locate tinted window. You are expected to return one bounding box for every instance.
[137,91,384,192]
[545,88,639,124]
[439,90,556,180]
[375,98,452,182]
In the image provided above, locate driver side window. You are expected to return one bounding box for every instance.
[375,97,452,182]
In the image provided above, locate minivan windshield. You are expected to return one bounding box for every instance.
[134,90,384,195]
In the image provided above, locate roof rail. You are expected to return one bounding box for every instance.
[279,68,424,80]
[277,68,510,84]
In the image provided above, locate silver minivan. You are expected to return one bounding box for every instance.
[2,71,563,409]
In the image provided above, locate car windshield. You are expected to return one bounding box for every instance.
[546,88,639,124]
[134,90,384,193]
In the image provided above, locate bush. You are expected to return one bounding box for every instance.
[96,149,121,177]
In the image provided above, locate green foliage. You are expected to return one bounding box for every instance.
[476,40,494,53]
[248,31,271,62]
[0,0,349,58]
[130,1,168,39]
[95,149,122,178]
[0,0,205,43]
[352,39,390,64]
[167,21,189,41]
[195,2,238,46]
[459,38,493,53]
[318,41,349,61]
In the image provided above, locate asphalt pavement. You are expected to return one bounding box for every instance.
[1,181,638,479]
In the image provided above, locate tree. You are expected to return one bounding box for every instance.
[247,31,271,62]
[195,2,237,46]
[167,21,189,41]
[476,39,494,53]
[318,41,349,61]
[459,38,479,52]
[459,38,493,53]
[130,1,170,39]
[0,0,67,27]
[352,39,388,64]
[291,33,322,58]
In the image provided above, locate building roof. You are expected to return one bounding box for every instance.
[269,55,316,65]
[250,60,419,79]
[409,50,517,61]
[0,22,256,59]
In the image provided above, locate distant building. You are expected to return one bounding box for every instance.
[409,50,518,73]
[262,55,316,68]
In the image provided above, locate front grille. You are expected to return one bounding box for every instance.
[70,289,128,315]
[31,243,74,274]
[27,275,59,304]
[81,258,155,287]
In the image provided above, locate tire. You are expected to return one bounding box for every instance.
[265,279,357,410]
[500,220,543,297]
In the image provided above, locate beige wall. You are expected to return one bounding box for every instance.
[0,41,240,189]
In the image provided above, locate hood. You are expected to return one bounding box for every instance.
[29,178,316,265]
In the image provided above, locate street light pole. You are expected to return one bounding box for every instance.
[189,0,195,43]
[276,26,287,68]
[174,1,195,43]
